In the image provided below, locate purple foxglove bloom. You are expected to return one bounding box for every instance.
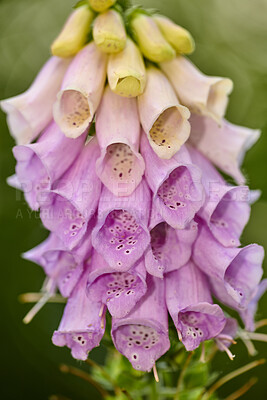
[95,86,145,196]
[160,56,233,123]
[145,206,198,278]
[1,57,71,145]
[92,180,151,271]
[240,279,267,331]
[87,250,147,318]
[40,137,101,250]
[141,132,204,229]
[166,261,226,351]
[13,122,86,210]
[193,222,264,309]
[138,66,190,159]
[189,114,261,185]
[112,276,170,372]
[188,146,250,247]
[53,42,107,139]
[52,265,106,360]
[215,318,238,357]
[23,219,94,297]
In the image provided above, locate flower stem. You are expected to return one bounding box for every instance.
[174,352,194,399]
[224,377,258,400]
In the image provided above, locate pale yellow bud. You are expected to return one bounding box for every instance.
[154,15,195,55]
[51,5,94,58]
[108,38,146,98]
[88,0,116,12]
[130,13,175,63]
[93,10,126,54]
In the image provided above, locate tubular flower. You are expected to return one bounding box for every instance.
[2,0,266,380]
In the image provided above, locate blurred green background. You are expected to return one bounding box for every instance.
[1,0,267,398]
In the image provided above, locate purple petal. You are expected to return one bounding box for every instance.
[141,132,204,229]
[216,318,238,351]
[13,122,86,210]
[194,222,264,308]
[92,180,151,271]
[52,266,105,360]
[87,250,147,318]
[40,137,101,249]
[240,279,267,331]
[188,146,250,247]
[112,276,170,372]
[166,261,226,351]
[95,86,145,196]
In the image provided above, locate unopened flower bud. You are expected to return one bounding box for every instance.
[88,0,116,12]
[108,38,146,97]
[93,9,126,54]
[51,5,94,58]
[154,15,195,55]
[130,13,175,63]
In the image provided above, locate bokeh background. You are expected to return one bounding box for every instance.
[1,0,267,398]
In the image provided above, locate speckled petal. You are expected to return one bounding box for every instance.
[40,138,101,250]
[112,276,170,372]
[141,132,204,229]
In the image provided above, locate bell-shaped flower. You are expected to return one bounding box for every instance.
[92,179,151,271]
[51,5,95,58]
[145,205,198,278]
[130,13,175,63]
[87,250,147,318]
[93,9,126,54]
[53,42,107,138]
[188,145,250,247]
[13,122,86,210]
[88,0,116,12]
[52,264,106,360]
[112,276,170,372]
[193,222,264,309]
[141,133,204,229]
[189,114,261,185]
[160,56,233,123]
[240,279,267,331]
[138,66,190,159]
[95,86,145,196]
[1,57,70,144]
[40,137,101,250]
[107,37,146,98]
[23,219,94,297]
[153,15,195,54]
[166,261,226,351]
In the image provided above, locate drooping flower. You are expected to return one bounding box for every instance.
[88,0,116,13]
[1,57,70,144]
[95,86,145,196]
[87,250,147,318]
[13,122,86,210]
[53,42,107,138]
[138,66,190,159]
[141,132,204,229]
[112,276,170,372]
[39,137,101,249]
[160,56,233,123]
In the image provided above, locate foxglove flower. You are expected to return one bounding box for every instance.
[87,250,147,318]
[40,137,101,249]
[166,261,226,351]
[1,56,70,144]
[141,132,204,229]
[138,66,190,159]
[13,122,86,210]
[92,180,151,271]
[54,42,107,138]
[112,276,170,372]
[95,86,145,196]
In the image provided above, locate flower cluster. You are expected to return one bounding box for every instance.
[2,0,266,374]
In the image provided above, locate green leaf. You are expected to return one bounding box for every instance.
[73,0,89,9]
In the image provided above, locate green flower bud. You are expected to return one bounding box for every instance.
[108,38,146,97]
[88,0,116,12]
[51,5,94,58]
[130,13,175,63]
[93,10,126,54]
[154,15,195,55]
